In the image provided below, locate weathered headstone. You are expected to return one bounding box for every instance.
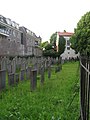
[7,61,12,73]
[8,73,14,86]
[55,66,60,73]
[41,66,44,84]
[20,70,25,81]
[30,69,37,91]
[1,57,6,70]
[26,66,32,80]
[11,59,16,73]
[0,70,6,90]
[15,73,19,84]
[48,65,51,79]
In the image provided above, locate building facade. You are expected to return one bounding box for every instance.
[56,32,79,60]
[0,15,42,57]
[19,27,42,57]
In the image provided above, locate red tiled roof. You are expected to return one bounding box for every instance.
[58,32,73,36]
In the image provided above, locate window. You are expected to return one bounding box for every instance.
[0,15,4,22]
[13,30,16,37]
[67,40,70,46]
[8,38,11,41]
[6,18,12,25]
[21,33,24,44]
[67,47,70,50]
[35,41,38,45]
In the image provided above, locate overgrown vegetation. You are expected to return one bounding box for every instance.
[42,32,65,58]
[70,11,90,55]
[0,62,80,120]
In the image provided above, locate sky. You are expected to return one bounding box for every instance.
[0,0,90,42]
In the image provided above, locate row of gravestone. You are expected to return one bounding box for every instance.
[0,56,62,91]
[0,64,51,91]
[0,64,62,92]
[0,56,61,71]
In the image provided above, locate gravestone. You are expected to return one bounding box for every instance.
[0,70,6,90]
[48,65,51,79]
[15,73,19,84]
[1,57,6,70]
[20,70,25,81]
[41,66,44,84]
[7,61,12,73]
[26,66,32,80]
[21,61,26,70]
[55,66,60,73]
[30,69,37,91]
[11,59,16,73]
[8,73,14,86]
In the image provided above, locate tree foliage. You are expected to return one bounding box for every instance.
[42,32,66,57]
[58,36,66,55]
[40,41,49,48]
[50,32,57,44]
[70,11,90,55]
[43,43,57,58]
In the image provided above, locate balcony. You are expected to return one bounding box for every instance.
[0,28,9,37]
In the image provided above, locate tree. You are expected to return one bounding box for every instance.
[50,32,57,44]
[58,36,66,56]
[70,11,90,55]
[40,41,49,48]
[50,32,57,51]
[43,43,57,58]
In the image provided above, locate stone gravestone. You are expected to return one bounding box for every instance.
[1,57,6,70]
[7,61,12,74]
[41,66,44,85]
[15,73,19,84]
[0,70,6,90]
[20,70,25,81]
[26,66,32,80]
[48,58,51,79]
[8,73,14,86]
[11,59,16,73]
[30,69,37,91]
[48,65,51,79]
[55,66,60,73]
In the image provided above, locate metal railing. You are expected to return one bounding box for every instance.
[80,56,90,120]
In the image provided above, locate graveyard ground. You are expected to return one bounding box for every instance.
[0,61,80,120]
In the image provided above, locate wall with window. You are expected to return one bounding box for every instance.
[60,36,78,60]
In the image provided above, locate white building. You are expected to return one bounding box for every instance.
[56,32,79,60]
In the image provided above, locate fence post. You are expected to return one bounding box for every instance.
[80,57,86,120]
[87,59,90,120]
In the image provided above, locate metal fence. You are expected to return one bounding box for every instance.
[80,56,90,120]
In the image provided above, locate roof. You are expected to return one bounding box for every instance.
[58,32,73,36]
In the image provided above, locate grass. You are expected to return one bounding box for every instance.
[0,61,80,120]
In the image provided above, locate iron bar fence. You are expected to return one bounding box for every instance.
[80,56,90,120]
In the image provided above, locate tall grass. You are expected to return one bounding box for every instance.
[0,62,80,120]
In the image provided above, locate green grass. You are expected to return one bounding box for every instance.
[0,62,80,120]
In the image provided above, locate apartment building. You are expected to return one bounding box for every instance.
[19,27,42,57]
[0,15,24,56]
[56,32,79,60]
[0,15,42,57]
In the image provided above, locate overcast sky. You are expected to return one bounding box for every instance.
[0,0,90,41]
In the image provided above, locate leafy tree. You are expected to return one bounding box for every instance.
[58,36,66,56]
[49,32,57,51]
[70,11,90,55]
[40,41,49,48]
[50,32,57,44]
[43,43,57,58]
